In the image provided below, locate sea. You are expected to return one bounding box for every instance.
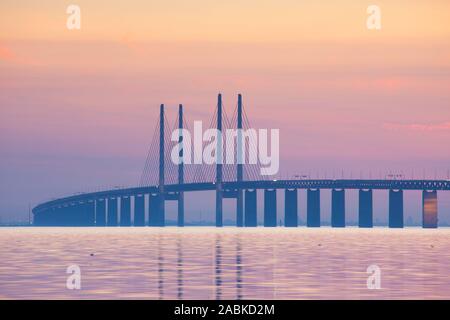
[0,227,449,299]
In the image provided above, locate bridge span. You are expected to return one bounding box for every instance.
[33,179,449,228]
[33,94,448,228]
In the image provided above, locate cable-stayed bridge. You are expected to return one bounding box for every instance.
[33,94,450,228]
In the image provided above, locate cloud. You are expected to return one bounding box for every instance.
[0,42,39,66]
[383,121,450,132]
[0,44,16,61]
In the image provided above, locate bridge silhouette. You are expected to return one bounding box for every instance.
[33,94,449,228]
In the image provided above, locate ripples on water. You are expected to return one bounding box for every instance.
[0,227,449,299]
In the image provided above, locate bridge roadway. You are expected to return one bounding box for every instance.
[33,179,449,228]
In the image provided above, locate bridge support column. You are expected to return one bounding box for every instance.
[68,204,78,226]
[358,189,373,228]
[107,198,118,226]
[423,190,438,228]
[134,195,145,226]
[389,189,403,228]
[264,189,277,227]
[158,195,165,227]
[178,192,184,227]
[215,93,223,227]
[59,206,67,226]
[216,188,223,227]
[284,189,298,227]
[33,210,43,226]
[307,189,320,227]
[148,193,161,227]
[120,196,131,226]
[236,94,244,227]
[86,200,95,226]
[245,189,257,227]
[158,104,165,227]
[39,210,48,226]
[177,104,185,227]
[96,199,106,226]
[331,189,345,227]
[75,202,87,226]
[53,208,62,226]
[237,190,244,227]
[79,202,92,226]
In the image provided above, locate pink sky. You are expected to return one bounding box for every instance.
[0,1,449,223]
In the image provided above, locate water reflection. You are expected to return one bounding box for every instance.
[236,236,242,300]
[158,234,164,299]
[177,237,183,299]
[215,235,222,300]
[0,228,449,299]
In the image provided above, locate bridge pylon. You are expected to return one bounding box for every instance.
[236,94,244,227]
[156,104,165,226]
[178,104,185,227]
[215,94,223,227]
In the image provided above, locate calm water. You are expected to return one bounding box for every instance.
[0,227,449,299]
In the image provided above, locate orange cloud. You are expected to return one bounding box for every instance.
[0,42,40,66]
[383,122,450,131]
[0,43,16,61]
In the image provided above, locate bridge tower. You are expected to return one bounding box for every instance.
[178,104,185,227]
[158,104,165,226]
[236,94,244,227]
[216,94,223,227]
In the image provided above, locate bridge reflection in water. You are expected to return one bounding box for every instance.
[33,94,449,228]
[2,228,449,299]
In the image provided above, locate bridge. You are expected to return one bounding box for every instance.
[33,94,449,228]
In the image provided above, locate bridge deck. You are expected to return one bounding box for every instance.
[33,179,450,213]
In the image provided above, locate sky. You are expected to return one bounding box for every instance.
[0,0,449,224]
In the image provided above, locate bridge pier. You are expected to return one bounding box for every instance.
[389,189,403,228]
[236,190,243,227]
[284,189,298,227]
[264,189,277,227]
[216,185,223,227]
[33,210,43,226]
[178,192,184,227]
[77,202,87,226]
[62,207,70,226]
[107,197,118,226]
[53,207,62,226]
[86,200,95,226]
[95,199,106,226]
[358,189,373,228]
[62,205,72,226]
[215,93,223,227]
[134,195,145,226]
[236,94,244,227]
[78,202,92,226]
[307,189,320,227]
[245,189,257,227]
[37,208,52,226]
[67,204,77,226]
[331,189,345,227]
[158,104,166,227]
[149,193,160,226]
[120,196,131,226]
[423,190,438,228]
